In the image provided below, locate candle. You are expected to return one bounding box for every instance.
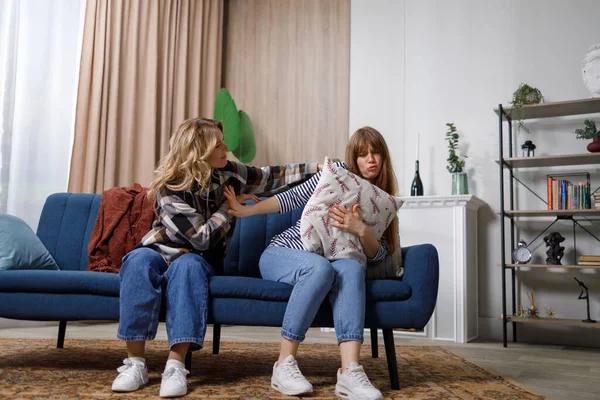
[416,132,420,161]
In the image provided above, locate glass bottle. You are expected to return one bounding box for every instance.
[410,160,424,196]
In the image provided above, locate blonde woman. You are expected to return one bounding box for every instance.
[225,127,397,400]
[111,118,320,398]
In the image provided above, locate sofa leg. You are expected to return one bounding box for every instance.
[370,328,378,358]
[57,321,67,349]
[185,349,192,373]
[213,323,221,354]
[382,329,400,390]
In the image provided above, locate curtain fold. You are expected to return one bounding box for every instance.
[68,0,224,193]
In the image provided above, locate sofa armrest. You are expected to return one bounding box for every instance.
[401,243,439,328]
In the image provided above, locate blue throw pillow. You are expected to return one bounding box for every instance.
[0,214,59,271]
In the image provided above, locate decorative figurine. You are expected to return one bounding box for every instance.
[545,308,556,318]
[574,277,596,323]
[517,305,527,317]
[521,140,536,157]
[526,292,539,319]
[544,232,565,265]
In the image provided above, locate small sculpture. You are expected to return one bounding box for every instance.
[574,277,596,323]
[526,292,539,319]
[517,305,526,318]
[545,308,556,318]
[544,232,565,265]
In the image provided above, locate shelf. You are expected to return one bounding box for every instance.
[503,209,600,217]
[505,263,600,269]
[496,153,600,168]
[506,315,600,328]
[494,97,600,120]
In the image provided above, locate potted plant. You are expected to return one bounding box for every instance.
[511,83,543,133]
[574,119,600,152]
[445,123,468,194]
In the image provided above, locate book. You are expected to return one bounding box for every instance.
[579,255,600,261]
[577,261,600,266]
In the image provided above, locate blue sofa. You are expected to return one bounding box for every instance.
[0,193,439,389]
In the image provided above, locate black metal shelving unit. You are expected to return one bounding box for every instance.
[495,98,600,347]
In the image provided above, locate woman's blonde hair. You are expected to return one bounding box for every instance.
[345,126,399,254]
[148,118,223,201]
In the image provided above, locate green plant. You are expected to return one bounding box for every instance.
[574,119,600,140]
[510,83,543,133]
[445,123,466,173]
[213,88,256,163]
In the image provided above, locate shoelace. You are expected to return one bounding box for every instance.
[346,365,374,388]
[116,359,143,378]
[281,360,304,380]
[162,366,190,386]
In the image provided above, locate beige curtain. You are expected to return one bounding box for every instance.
[68,0,224,193]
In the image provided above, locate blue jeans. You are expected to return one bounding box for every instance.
[117,247,214,349]
[259,247,366,344]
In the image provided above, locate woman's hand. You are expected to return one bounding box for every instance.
[328,204,366,236]
[223,186,260,218]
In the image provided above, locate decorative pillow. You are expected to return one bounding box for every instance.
[300,157,403,267]
[0,214,59,271]
[366,239,403,280]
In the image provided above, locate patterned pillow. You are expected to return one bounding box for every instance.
[300,157,403,267]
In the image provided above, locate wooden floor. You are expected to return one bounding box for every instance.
[1,322,599,399]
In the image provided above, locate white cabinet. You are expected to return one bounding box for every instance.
[397,195,485,343]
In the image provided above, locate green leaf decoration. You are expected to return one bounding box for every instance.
[233,110,256,163]
[213,88,241,152]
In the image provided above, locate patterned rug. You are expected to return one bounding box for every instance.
[0,338,546,399]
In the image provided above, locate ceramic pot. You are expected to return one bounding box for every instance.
[587,137,600,153]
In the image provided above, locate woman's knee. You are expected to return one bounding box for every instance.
[120,248,164,277]
[169,253,213,279]
[304,257,335,284]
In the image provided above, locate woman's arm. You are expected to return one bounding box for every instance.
[227,161,320,196]
[152,188,232,251]
[224,190,281,218]
[328,204,387,261]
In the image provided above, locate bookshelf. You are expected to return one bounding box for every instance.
[503,209,600,217]
[497,153,600,168]
[504,263,600,269]
[496,97,600,347]
[505,316,600,329]
[494,97,600,120]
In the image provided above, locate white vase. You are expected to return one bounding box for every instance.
[582,43,600,97]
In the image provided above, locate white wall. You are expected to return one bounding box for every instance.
[349,0,405,190]
[351,0,600,346]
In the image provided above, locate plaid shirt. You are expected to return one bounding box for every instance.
[139,160,318,264]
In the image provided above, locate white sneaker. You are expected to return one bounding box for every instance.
[111,358,149,392]
[271,355,313,396]
[335,362,383,400]
[160,360,190,398]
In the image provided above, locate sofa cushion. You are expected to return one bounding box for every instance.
[209,276,292,301]
[209,275,411,302]
[0,270,119,296]
[300,157,403,267]
[0,214,59,271]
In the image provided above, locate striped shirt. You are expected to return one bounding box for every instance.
[270,162,387,264]
[140,160,318,264]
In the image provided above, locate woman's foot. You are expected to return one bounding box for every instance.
[160,359,190,398]
[271,355,313,396]
[111,358,149,392]
[335,363,382,400]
